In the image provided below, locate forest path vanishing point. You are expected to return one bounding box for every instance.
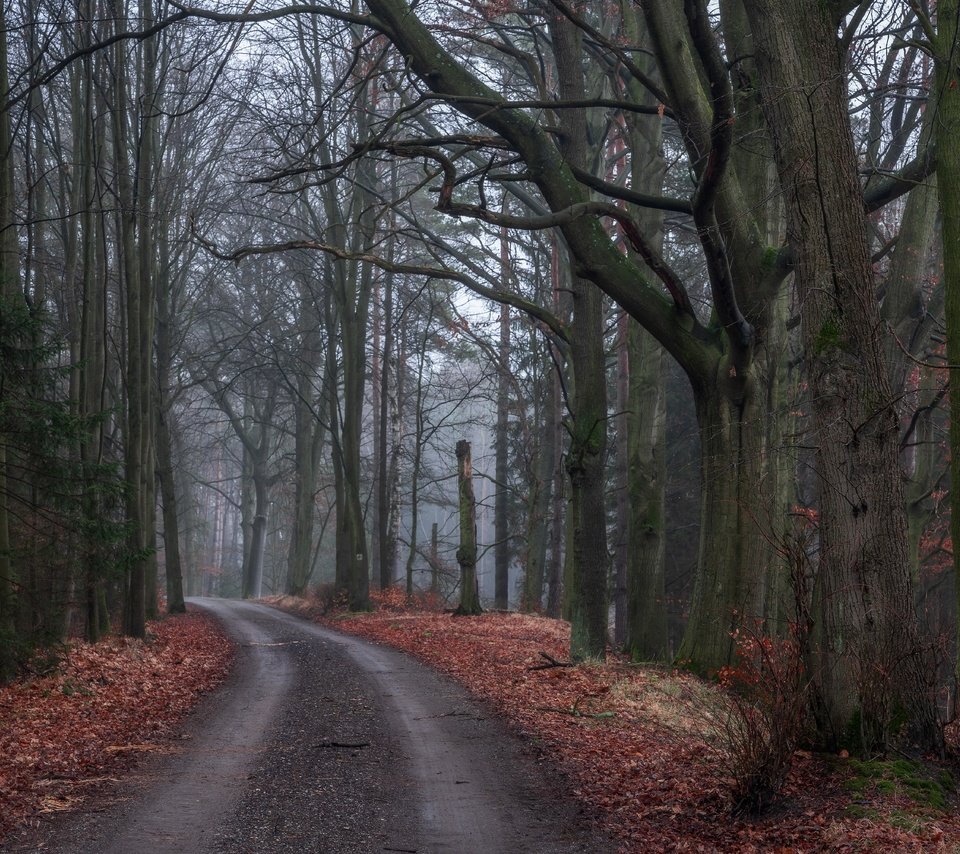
[2,600,609,854]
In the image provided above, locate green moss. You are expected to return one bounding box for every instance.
[814,314,844,354]
[845,776,869,795]
[844,804,879,820]
[760,245,779,271]
[841,707,863,752]
[845,758,954,812]
[889,810,926,833]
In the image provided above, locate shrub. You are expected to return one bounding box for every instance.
[714,626,809,814]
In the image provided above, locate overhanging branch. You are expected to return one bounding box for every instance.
[189,222,571,344]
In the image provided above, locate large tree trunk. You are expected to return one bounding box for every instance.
[286,370,324,596]
[620,22,669,659]
[376,268,395,590]
[75,34,108,637]
[155,404,185,614]
[243,460,270,599]
[551,14,610,662]
[678,379,781,671]
[339,302,371,611]
[625,322,668,660]
[564,276,609,661]
[286,274,325,597]
[640,0,791,673]
[935,0,960,704]
[0,5,19,671]
[746,0,940,751]
[545,367,565,620]
[111,11,147,639]
[522,353,556,613]
[403,344,427,597]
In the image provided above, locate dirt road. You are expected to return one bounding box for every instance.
[3,600,608,853]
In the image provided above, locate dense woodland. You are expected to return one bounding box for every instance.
[0,0,958,759]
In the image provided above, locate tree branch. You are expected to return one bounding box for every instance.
[189,221,571,343]
[863,150,936,212]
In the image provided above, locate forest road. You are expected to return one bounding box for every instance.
[3,599,610,854]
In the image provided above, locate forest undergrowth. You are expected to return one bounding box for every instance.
[0,611,233,840]
[271,590,960,853]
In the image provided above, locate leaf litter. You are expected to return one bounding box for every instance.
[4,592,958,853]
[268,591,960,853]
[0,610,233,840]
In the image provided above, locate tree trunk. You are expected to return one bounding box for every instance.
[430,522,439,595]
[522,355,556,613]
[613,315,629,647]
[0,5,19,671]
[286,274,325,597]
[111,12,146,639]
[677,379,780,671]
[404,345,426,597]
[494,228,512,610]
[619,23,670,659]
[339,303,371,611]
[377,169,400,591]
[935,0,960,704]
[625,320,668,660]
[551,14,610,662]
[243,462,269,599]
[155,407,185,614]
[747,0,940,751]
[546,367,565,620]
[454,440,482,615]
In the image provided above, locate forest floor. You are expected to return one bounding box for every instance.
[2,596,959,852]
[0,611,234,842]
[269,590,960,853]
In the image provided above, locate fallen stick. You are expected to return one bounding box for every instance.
[527,650,575,671]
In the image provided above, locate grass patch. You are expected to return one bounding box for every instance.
[844,757,956,820]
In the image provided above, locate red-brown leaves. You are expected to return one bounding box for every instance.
[297,602,959,853]
[0,611,233,839]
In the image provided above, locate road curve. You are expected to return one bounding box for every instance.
[3,599,609,854]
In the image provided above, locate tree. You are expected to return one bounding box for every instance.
[743,0,939,750]
[454,439,482,615]
[931,0,960,696]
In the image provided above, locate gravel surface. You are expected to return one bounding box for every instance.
[3,599,611,854]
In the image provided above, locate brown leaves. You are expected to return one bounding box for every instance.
[0,611,233,840]
[298,602,960,853]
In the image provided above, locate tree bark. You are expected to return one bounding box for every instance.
[522,351,556,613]
[551,12,610,662]
[0,4,19,670]
[155,255,186,615]
[494,225,512,610]
[746,0,940,750]
[454,440,482,615]
[934,0,960,705]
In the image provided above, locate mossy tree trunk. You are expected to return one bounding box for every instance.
[454,440,482,616]
[746,0,940,751]
[933,0,960,701]
[155,244,186,614]
[551,12,610,662]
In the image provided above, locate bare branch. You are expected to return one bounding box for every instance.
[189,221,571,343]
